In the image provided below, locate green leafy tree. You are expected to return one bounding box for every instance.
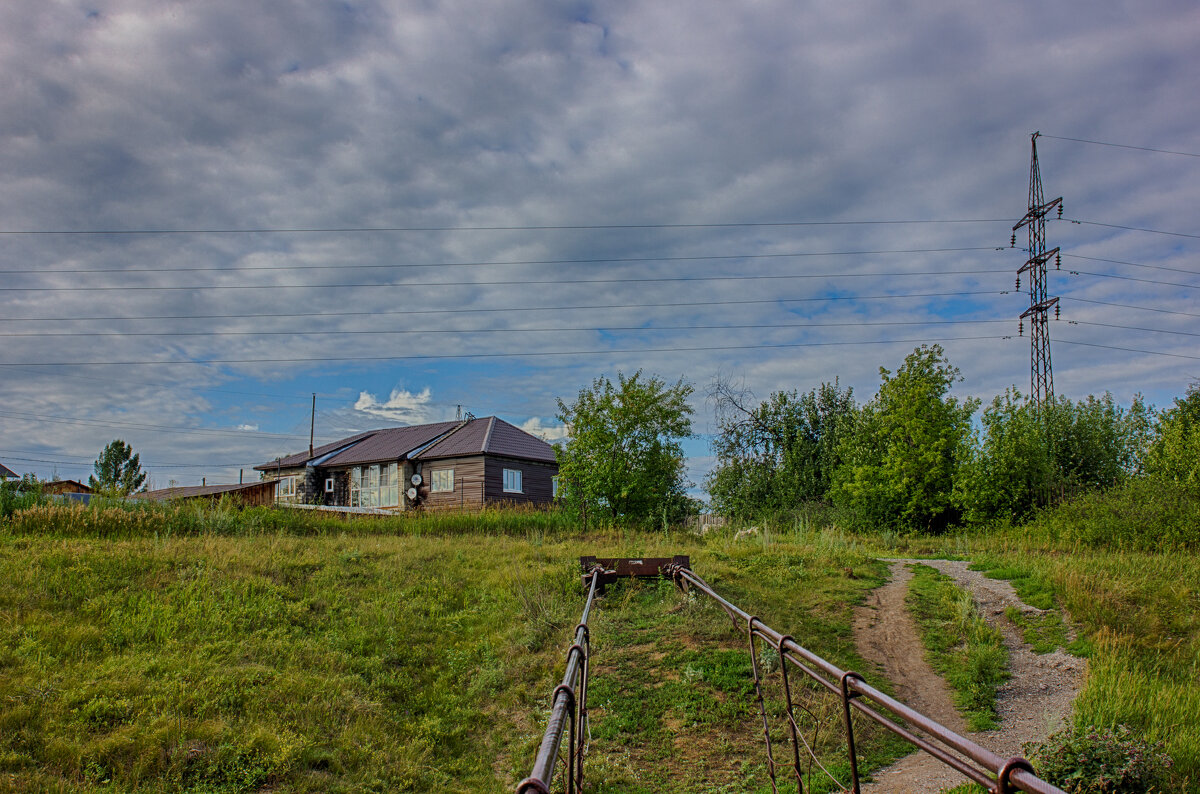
[1145,383,1200,490]
[831,345,978,533]
[89,439,147,496]
[706,378,856,518]
[555,371,694,523]
[956,389,1153,524]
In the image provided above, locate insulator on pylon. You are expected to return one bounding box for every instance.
[1057,203,1063,219]
[1056,252,1061,270]
[1016,277,1021,290]
[1010,233,1016,248]
[1055,304,1061,320]
[1018,320,1024,336]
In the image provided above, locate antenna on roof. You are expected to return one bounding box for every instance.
[465,411,475,421]
[456,405,462,420]
[309,393,316,458]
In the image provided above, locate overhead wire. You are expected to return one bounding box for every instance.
[0,409,309,441]
[1039,134,1200,158]
[0,246,1001,275]
[0,335,1011,367]
[0,318,1013,339]
[0,268,1011,292]
[0,218,1017,235]
[0,290,1006,323]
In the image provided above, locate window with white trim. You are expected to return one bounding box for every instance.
[503,468,523,493]
[552,476,560,498]
[325,478,334,493]
[276,476,298,502]
[430,468,454,493]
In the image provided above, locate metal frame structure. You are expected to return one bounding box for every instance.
[1012,131,1063,409]
[518,557,1067,793]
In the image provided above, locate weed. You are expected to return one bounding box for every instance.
[906,564,1009,731]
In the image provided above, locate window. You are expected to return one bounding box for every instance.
[276,476,297,502]
[325,478,334,493]
[350,462,399,507]
[431,469,454,493]
[503,468,523,493]
[552,476,560,498]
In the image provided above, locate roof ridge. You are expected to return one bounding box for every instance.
[480,416,497,452]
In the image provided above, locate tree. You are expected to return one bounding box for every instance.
[831,345,978,533]
[706,377,856,518]
[955,389,1154,524]
[1145,383,1200,490]
[90,439,147,496]
[555,371,694,523]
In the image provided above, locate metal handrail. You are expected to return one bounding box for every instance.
[516,565,602,794]
[665,563,1066,794]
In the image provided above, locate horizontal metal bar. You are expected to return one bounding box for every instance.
[666,564,1066,794]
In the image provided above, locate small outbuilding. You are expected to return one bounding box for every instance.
[137,480,280,508]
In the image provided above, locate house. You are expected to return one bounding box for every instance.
[0,462,16,480]
[136,480,280,508]
[42,480,94,496]
[254,416,558,511]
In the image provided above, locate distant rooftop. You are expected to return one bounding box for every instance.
[255,416,556,471]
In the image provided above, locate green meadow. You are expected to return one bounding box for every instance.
[1,501,1197,792]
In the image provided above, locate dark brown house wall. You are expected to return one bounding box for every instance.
[484,457,557,506]
[419,456,486,510]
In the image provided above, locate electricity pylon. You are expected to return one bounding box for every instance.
[1012,131,1063,409]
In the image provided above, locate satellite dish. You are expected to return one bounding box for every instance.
[406,487,418,501]
[411,473,423,486]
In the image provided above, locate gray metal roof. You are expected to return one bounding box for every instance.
[256,417,557,471]
[0,462,16,479]
[416,416,556,463]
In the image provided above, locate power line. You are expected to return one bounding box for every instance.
[1057,339,1200,361]
[0,318,1012,340]
[0,289,1006,323]
[1062,253,1200,277]
[0,335,1010,368]
[0,450,257,469]
[0,409,309,441]
[1059,295,1200,319]
[1067,269,1200,291]
[0,246,1001,275]
[0,218,1016,235]
[1071,320,1200,338]
[0,268,1010,292]
[1040,134,1200,158]
[1063,217,1200,240]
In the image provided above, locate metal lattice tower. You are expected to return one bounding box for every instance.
[1011,132,1063,408]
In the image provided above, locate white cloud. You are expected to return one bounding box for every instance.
[236,423,260,432]
[354,387,434,424]
[519,416,568,442]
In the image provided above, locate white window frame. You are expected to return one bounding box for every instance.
[277,475,297,502]
[350,463,398,507]
[552,476,560,498]
[325,477,334,493]
[503,468,523,493]
[431,468,454,493]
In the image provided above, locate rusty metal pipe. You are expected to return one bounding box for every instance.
[667,565,1065,794]
[517,565,602,793]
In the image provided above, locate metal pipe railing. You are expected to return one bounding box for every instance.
[664,563,1065,794]
[516,565,602,794]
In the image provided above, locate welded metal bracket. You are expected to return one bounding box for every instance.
[579,555,690,592]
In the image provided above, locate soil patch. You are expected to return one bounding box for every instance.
[855,560,1085,793]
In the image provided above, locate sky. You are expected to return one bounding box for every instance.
[1,0,1198,492]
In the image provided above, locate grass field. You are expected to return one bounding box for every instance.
[2,500,1197,792]
[0,504,910,793]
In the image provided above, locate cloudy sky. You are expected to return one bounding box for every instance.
[2,0,1198,491]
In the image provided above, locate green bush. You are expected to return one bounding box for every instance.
[1020,478,1200,551]
[1025,723,1173,793]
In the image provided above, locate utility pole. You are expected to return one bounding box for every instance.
[309,393,316,458]
[1011,132,1063,409]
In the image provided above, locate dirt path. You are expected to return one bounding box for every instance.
[854,560,1085,793]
